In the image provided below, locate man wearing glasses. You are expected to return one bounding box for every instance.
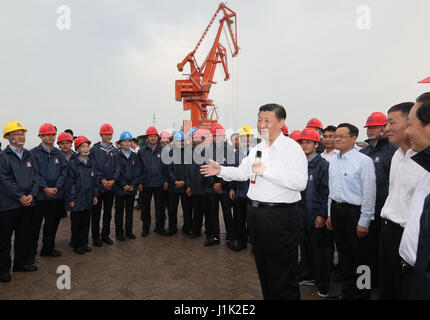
[325,123,376,300]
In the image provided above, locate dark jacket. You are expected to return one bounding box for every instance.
[0,146,39,211]
[138,143,168,188]
[90,142,120,193]
[232,148,250,199]
[65,156,99,212]
[211,142,235,190]
[31,144,68,201]
[360,137,398,214]
[115,150,141,196]
[410,146,430,300]
[299,154,329,226]
[63,151,78,163]
[186,146,216,195]
[167,145,191,193]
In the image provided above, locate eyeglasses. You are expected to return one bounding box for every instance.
[333,134,352,139]
[12,132,26,137]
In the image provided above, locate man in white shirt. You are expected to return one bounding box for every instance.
[200,103,308,300]
[321,126,339,163]
[399,93,430,299]
[378,102,425,300]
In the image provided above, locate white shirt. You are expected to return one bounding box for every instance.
[131,146,140,153]
[399,171,430,266]
[321,149,339,163]
[380,149,425,226]
[218,133,308,203]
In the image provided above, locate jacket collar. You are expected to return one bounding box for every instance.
[412,146,430,173]
[5,145,29,159]
[308,153,321,168]
[364,137,390,150]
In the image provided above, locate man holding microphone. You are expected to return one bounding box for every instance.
[201,103,308,300]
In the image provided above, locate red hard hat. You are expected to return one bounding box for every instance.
[307,118,323,130]
[298,128,321,144]
[160,130,172,139]
[281,124,289,136]
[192,129,207,140]
[364,112,387,128]
[100,123,114,135]
[57,132,73,144]
[146,126,159,136]
[74,136,91,149]
[38,123,57,136]
[289,130,302,142]
[211,123,226,136]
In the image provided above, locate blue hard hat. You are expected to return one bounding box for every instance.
[188,126,198,136]
[119,131,133,141]
[173,131,185,141]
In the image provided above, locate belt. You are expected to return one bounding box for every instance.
[332,200,360,209]
[400,258,414,273]
[382,218,404,229]
[247,199,299,208]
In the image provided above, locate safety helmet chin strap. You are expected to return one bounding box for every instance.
[10,133,25,146]
[41,136,54,146]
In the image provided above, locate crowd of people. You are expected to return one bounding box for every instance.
[0,96,429,301]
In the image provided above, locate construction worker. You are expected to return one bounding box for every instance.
[289,130,302,142]
[359,111,398,287]
[90,123,120,246]
[166,131,192,236]
[209,123,236,249]
[131,138,140,154]
[186,129,217,241]
[321,126,339,162]
[230,125,253,251]
[282,124,289,137]
[0,121,39,283]
[160,131,172,147]
[307,118,325,153]
[230,132,239,151]
[29,123,68,260]
[57,132,77,162]
[297,128,330,298]
[138,126,169,236]
[114,131,140,241]
[66,136,99,254]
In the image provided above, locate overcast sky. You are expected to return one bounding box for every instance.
[1,0,430,147]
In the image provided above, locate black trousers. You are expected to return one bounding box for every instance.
[30,199,64,256]
[115,194,135,236]
[92,191,115,239]
[247,204,301,300]
[233,197,249,246]
[378,219,404,299]
[0,207,33,273]
[168,192,192,234]
[300,225,330,288]
[331,203,370,299]
[141,187,165,233]
[71,210,91,249]
[191,194,215,237]
[401,262,414,299]
[208,192,235,241]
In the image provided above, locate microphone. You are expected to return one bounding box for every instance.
[251,151,262,184]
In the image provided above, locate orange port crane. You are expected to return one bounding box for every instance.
[175,2,239,129]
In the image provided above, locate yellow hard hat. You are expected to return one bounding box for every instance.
[3,121,27,138]
[239,125,254,136]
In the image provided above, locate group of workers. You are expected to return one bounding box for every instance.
[0,95,429,302]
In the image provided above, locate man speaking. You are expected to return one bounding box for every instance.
[201,104,308,299]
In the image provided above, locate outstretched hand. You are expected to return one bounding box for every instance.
[200,160,221,177]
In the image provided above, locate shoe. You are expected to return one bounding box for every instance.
[116,235,126,241]
[0,273,11,283]
[83,246,92,252]
[325,294,344,300]
[182,230,192,236]
[126,233,136,239]
[213,238,220,245]
[73,247,86,254]
[13,264,38,272]
[226,240,235,250]
[102,236,114,245]
[166,230,177,236]
[318,287,329,298]
[141,230,149,237]
[204,238,216,247]
[27,256,36,265]
[93,238,103,247]
[155,229,167,236]
[40,249,62,257]
[188,233,200,239]
[233,243,247,252]
[299,279,316,286]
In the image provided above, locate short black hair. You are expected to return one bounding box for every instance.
[417,102,430,126]
[132,138,139,144]
[336,123,359,137]
[323,125,337,134]
[259,103,286,120]
[387,102,414,118]
[416,92,430,104]
[64,129,74,136]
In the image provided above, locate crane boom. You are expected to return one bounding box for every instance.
[175,2,239,130]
